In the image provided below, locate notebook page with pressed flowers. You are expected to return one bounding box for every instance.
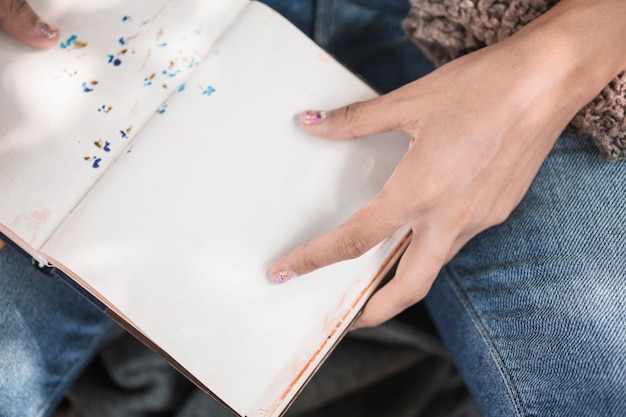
[0,0,248,261]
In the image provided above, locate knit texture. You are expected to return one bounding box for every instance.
[402,0,626,161]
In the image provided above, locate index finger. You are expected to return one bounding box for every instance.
[269,197,402,283]
[0,0,59,48]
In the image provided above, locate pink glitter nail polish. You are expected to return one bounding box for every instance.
[272,270,298,284]
[37,21,56,40]
[299,110,327,125]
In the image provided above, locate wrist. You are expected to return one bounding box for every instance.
[507,0,626,121]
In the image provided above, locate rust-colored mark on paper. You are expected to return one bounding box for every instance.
[141,49,152,70]
[266,232,412,417]
[9,209,52,245]
[142,2,169,26]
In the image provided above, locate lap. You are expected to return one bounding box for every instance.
[260,0,434,93]
[3,2,623,416]
[427,134,626,416]
[1,2,422,416]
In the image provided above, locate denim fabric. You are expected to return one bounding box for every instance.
[426,134,626,416]
[0,243,116,417]
[261,0,433,93]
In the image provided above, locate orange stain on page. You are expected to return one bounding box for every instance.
[0,240,5,250]
[140,49,152,70]
[141,2,168,26]
[265,232,411,417]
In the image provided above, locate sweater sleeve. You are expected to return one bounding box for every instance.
[402,0,626,161]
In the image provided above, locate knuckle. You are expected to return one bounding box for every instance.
[333,102,366,138]
[411,177,446,212]
[336,231,369,260]
[302,256,322,273]
[298,242,323,271]
[338,102,364,124]
[452,195,481,229]
[10,0,26,13]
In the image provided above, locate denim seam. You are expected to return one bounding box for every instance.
[443,265,528,417]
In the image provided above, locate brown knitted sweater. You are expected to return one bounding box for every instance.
[402,0,626,161]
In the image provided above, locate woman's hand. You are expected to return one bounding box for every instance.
[270,0,626,328]
[0,0,58,48]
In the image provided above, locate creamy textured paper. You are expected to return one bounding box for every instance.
[0,1,410,416]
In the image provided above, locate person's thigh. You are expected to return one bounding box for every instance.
[0,243,116,417]
[426,134,626,416]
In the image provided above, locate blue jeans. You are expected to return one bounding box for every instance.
[2,1,625,416]
[428,133,626,416]
[0,243,116,417]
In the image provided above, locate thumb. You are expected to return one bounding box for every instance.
[0,0,59,48]
[298,93,403,140]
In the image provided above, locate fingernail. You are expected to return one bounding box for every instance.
[272,270,298,284]
[37,20,58,40]
[299,110,327,125]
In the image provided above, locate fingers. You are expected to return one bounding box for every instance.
[270,94,416,283]
[0,0,58,48]
[270,199,403,283]
[354,228,446,328]
[298,93,404,140]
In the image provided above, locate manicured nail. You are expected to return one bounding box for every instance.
[37,20,57,40]
[299,110,327,125]
[272,270,298,284]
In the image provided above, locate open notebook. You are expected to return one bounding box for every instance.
[0,1,410,416]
